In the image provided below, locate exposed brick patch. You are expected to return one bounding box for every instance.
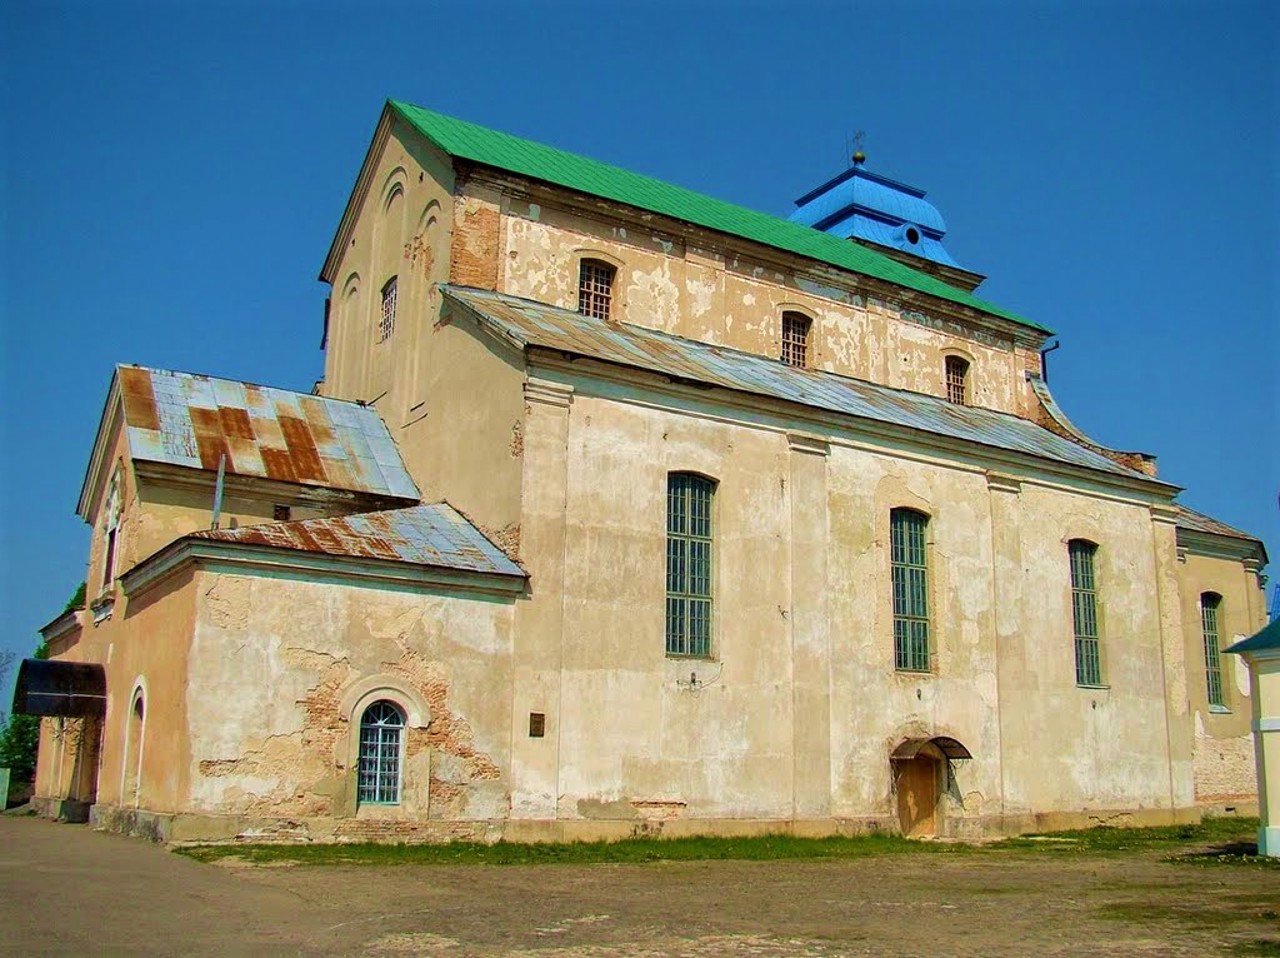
[510,419,524,459]
[449,198,500,290]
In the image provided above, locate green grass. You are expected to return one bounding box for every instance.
[174,816,1268,868]
[176,831,969,866]
[994,816,1258,854]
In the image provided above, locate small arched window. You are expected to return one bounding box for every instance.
[358,700,405,804]
[1200,593,1225,709]
[944,355,969,405]
[781,312,811,368]
[578,259,615,321]
[378,276,398,343]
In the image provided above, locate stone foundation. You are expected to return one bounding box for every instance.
[80,803,1212,846]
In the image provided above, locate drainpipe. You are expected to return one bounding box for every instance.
[1039,340,1061,383]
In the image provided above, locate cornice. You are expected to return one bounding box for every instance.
[77,372,124,522]
[320,106,394,284]
[524,377,574,408]
[120,538,526,603]
[1176,527,1267,565]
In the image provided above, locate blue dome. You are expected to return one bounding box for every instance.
[789,162,961,270]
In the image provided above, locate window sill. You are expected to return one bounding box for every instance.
[1208,705,1232,715]
[1076,683,1110,691]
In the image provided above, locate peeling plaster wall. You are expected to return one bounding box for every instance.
[496,191,1031,416]
[184,570,515,830]
[1179,551,1266,804]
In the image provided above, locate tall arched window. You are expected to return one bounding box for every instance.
[1068,539,1102,686]
[578,259,615,320]
[358,701,405,804]
[890,508,931,672]
[101,469,123,590]
[666,473,715,657]
[944,355,969,405]
[1201,593,1225,709]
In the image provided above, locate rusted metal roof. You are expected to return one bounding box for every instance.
[442,286,1174,487]
[116,365,419,500]
[191,503,524,578]
[1175,505,1263,543]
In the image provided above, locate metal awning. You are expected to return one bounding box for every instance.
[891,736,973,761]
[12,659,107,718]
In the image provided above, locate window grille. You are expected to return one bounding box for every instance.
[945,356,969,405]
[1069,540,1102,686]
[891,509,930,672]
[1201,593,1225,708]
[379,276,398,343]
[357,700,404,804]
[578,260,615,320]
[781,312,810,368]
[666,473,714,657]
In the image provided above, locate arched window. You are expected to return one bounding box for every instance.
[124,689,145,807]
[1200,593,1225,709]
[358,700,405,804]
[578,259,615,321]
[890,508,931,672]
[101,469,123,590]
[379,275,398,343]
[944,355,969,405]
[781,312,811,368]
[666,473,715,657]
[1068,539,1102,686]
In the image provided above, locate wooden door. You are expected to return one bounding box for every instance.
[896,755,939,837]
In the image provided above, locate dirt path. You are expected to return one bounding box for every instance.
[1,816,1276,956]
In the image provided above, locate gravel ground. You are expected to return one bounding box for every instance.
[2,815,1277,957]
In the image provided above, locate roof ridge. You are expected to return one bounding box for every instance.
[390,101,1050,335]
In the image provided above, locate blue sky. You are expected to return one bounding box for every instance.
[1,0,1276,702]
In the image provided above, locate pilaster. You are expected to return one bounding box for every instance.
[509,377,573,820]
[786,431,832,819]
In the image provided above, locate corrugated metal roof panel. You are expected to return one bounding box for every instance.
[389,101,1048,334]
[1175,505,1262,543]
[192,503,524,578]
[117,366,419,501]
[443,286,1169,486]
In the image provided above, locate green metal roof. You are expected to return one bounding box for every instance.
[389,100,1050,335]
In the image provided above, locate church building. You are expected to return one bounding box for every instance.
[18,101,1269,843]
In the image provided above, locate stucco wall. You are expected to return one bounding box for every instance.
[323,118,456,427]
[1179,551,1266,804]
[512,367,1183,834]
